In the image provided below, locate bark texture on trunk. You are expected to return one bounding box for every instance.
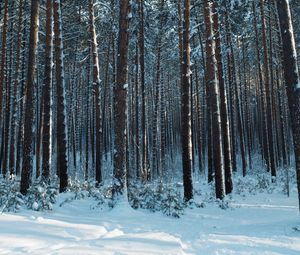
[113,0,131,195]
[276,0,300,210]
[54,0,68,193]
[20,0,40,194]
[181,0,193,201]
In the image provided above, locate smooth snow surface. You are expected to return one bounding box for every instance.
[0,193,299,255]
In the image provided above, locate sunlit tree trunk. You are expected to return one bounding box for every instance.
[89,0,102,185]
[40,0,53,180]
[204,0,225,199]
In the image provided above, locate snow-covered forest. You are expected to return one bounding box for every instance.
[0,0,300,254]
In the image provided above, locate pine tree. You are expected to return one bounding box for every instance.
[276,0,300,210]
[181,0,193,201]
[212,0,233,194]
[41,0,53,180]
[54,0,68,193]
[204,0,225,199]
[20,0,40,194]
[89,0,102,185]
[113,0,131,195]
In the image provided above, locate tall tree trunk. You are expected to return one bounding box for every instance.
[54,0,68,192]
[252,2,266,164]
[20,0,40,194]
[260,0,277,178]
[181,0,193,201]
[41,0,53,180]
[204,0,225,199]
[138,0,149,180]
[212,0,233,194]
[9,0,24,175]
[224,5,237,173]
[276,0,300,210]
[113,0,131,195]
[89,0,102,185]
[0,0,8,128]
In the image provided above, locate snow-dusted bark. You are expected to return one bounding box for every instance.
[181,0,193,201]
[89,0,102,185]
[152,0,165,181]
[276,0,300,210]
[260,0,276,178]
[20,0,40,194]
[212,0,233,194]
[204,0,225,200]
[9,0,25,176]
[0,0,8,132]
[113,0,131,195]
[138,0,149,181]
[2,0,16,175]
[53,0,68,193]
[41,0,53,180]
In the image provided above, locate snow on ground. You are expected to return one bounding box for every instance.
[0,185,300,254]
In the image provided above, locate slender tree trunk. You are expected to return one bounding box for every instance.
[181,0,193,201]
[224,6,237,173]
[253,2,269,168]
[54,0,68,192]
[261,0,276,178]
[41,0,53,180]
[89,0,102,185]
[212,0,233,194]
[138,0,149,180]
[0,0,8,127]
[9,0,24,175]
[204,0,225,199]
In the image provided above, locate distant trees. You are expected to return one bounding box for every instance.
[0,0,299,209]
[9,0,25,176]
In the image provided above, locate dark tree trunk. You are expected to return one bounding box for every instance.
[204,0,225,200]
[181,0,193,201]
[276,0,300,210]
[261,0,277,178]
[9,0,24,175]
[41,0,53,180]
[113,0,131,195]
[138,0,149,180]
[212,0,233,194]
[0,0,8,128]
[54,0,68,192]
[89,0,102,185]
[20,0,40,194]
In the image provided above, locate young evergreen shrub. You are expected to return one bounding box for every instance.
[159,186,184,218]
[129,183,185,218]
[67,177,89,199]
[139,185,160,212]
[0,176,24,213]
[26,178,58,211]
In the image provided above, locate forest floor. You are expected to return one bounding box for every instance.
[0,174,300,255]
